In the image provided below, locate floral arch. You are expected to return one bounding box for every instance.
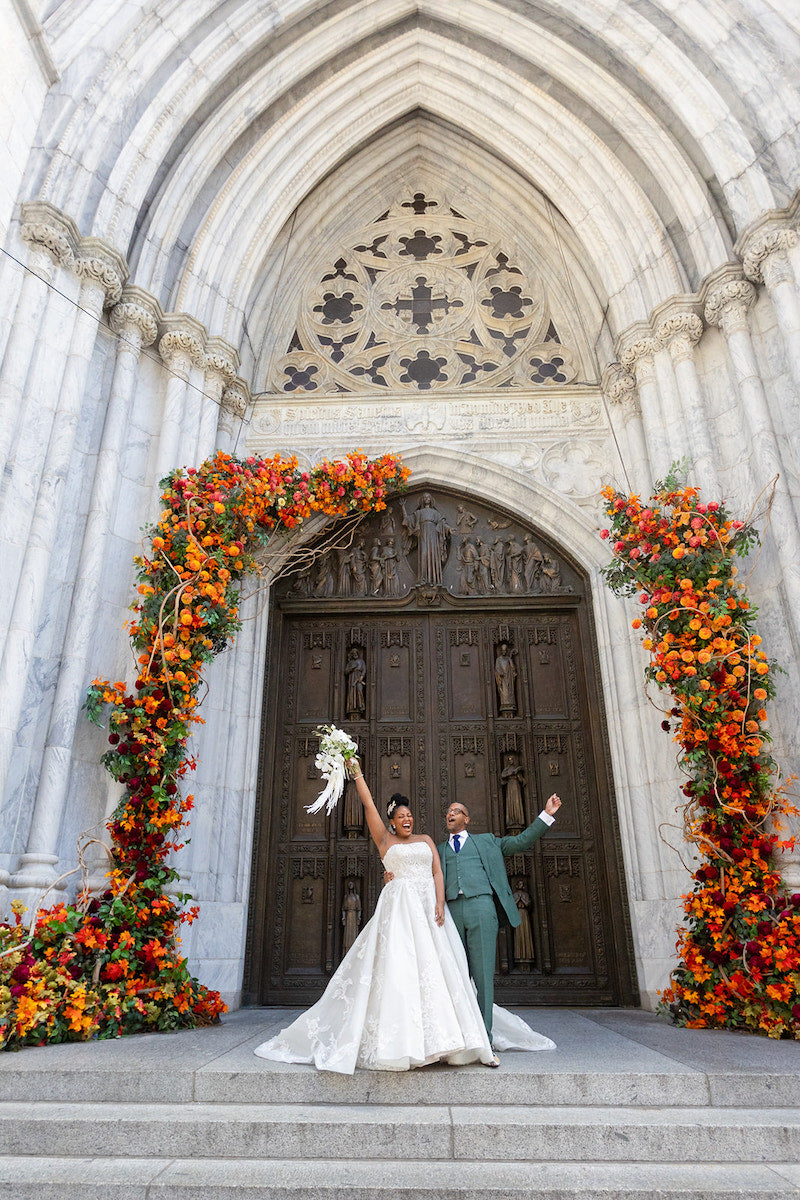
[0,450,407,1046]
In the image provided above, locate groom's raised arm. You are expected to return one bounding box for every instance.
[499,793,561,856]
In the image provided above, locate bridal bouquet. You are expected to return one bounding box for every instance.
[305,724,360,815]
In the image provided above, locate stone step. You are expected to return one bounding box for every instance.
[2,1057,799,1109]
[2,1100,800,1163]
[0,1156,798,1199]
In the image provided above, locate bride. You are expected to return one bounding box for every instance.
[254,760,555,1074]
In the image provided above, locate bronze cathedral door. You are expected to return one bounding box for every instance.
[245,487,638,1008]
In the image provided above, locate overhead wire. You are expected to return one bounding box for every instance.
[0,243,252,428]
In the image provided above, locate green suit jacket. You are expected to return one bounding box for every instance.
[437,817,550,929]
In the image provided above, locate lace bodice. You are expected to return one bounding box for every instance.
[382,840,434,884]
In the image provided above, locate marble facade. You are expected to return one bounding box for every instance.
[0,0,799,1009]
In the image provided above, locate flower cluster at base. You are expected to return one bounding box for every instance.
[601,468,799,1038]
[0,449,408,1049]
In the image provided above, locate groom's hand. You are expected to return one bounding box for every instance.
[383,870,395,885]
[545,793,561,817]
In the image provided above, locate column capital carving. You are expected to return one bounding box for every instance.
[654,310,703,361]
[738,219,798,286]
[602,363,639,413]
[74,238,128,307]
[158,314,207,373]
[19,200,78,268]
[221,378,250,418]
[702,269,756,334]
[204,335,239,385]
[617,323,659,374]
[109,287,160,349]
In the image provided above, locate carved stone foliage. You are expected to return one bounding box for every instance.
[269,191,581,394]
[275,489,576,603]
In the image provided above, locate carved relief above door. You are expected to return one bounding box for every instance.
[244,489,638,1008]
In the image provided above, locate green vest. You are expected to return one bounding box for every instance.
[443,836,493,900]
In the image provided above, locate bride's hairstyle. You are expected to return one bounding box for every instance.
[386,793,411,819]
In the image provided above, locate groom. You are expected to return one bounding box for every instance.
[439,793,561,1049]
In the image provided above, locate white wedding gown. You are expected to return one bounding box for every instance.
[254,841,556,1073]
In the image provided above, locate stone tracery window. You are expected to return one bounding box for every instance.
[269,192,580,394]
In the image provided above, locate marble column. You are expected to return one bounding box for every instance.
[601,364,648,495]
[216,378,250,455]
[653,306,719,493]
[618,332,668,482]
[740,222,800,402]
[0,206,76,474]
[0,245,126,816]
[704,272,800,652]
[154,318,206,488]
[199,338,238,464]
[12,290,158,891]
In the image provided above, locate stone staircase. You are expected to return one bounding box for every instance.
[0,1008,799,1198]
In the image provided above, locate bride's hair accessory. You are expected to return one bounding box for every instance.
[305,724,359,815]
[386,793,410,819]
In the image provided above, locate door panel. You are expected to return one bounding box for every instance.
[246,488,638,1007]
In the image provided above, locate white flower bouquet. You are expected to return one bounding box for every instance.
[305,724,360,815]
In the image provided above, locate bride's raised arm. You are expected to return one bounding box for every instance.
[348,761,390,852]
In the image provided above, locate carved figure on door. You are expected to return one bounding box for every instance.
[506,536,525,592]
[351,538,368,596]
[476,539,492,592]
[337,547,353,596]
[313,551,335,597]
[341,880,362,954]
[382,537,400,597]
[369,537,384,594]
[523,534,543,591]
[490,538,506,590]
[343,779,364,836]
[457,537,479,594]
[541,554,561,592]
[345,646,366,716]
[501,752,526,831]
[401,493,450,585]
[511,878,535,969]
[494,641,517,715]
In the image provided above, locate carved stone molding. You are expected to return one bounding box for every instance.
[617,327,659,377]
[703,274,756,335]
[19,200,78,269]
[158,315,206,375]
[602,363,639,413]
[204,335,239,386]
[109,287,160,351]
[654,311,703,362]
[740,223,799,287]
[74,237,128,307]
[222,378,250,418]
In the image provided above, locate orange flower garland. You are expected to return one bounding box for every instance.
[0,449,408,1048]
[601,468,799,1037]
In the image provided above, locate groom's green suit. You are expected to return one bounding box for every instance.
[437,816,551,1041]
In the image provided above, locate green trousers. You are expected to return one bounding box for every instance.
[447,894,498,1041]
